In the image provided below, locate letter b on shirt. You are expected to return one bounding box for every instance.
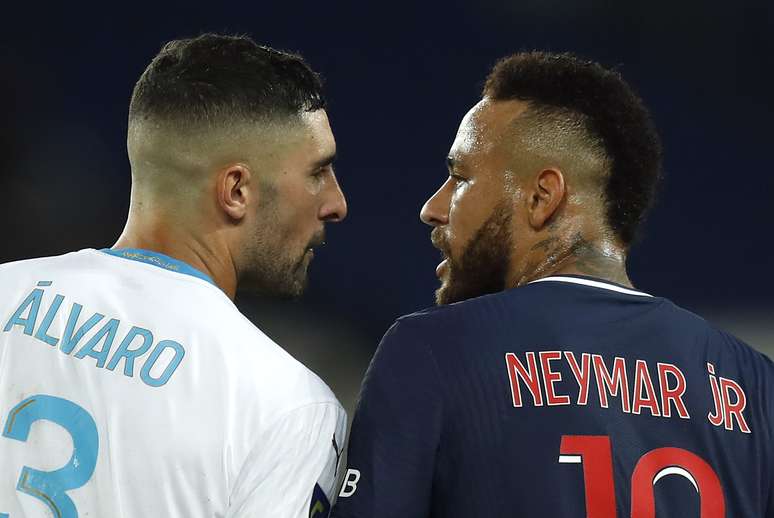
[339,469,361,497]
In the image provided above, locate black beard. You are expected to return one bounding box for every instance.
[436,201,513,305]
[237,249,306,299]
[238,230,325,299]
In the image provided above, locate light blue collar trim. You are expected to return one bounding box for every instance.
[100,248,216,286]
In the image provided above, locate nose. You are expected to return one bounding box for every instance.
[319,171,348,222]
[420,180,451,227]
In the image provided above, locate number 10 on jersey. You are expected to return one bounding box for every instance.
[559,435,725,517]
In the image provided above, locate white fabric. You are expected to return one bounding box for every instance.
[0,249,346,517]
[528,275,653,297]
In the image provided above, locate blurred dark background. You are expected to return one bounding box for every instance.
[1,1,772,413]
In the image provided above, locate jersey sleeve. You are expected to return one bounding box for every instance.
[226,400,347,518]
[331,319,443,518]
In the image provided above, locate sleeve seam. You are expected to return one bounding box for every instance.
[394,318,446,433]
[263,399,345,433]
[228,400,344,502]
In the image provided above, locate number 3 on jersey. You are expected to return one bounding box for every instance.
[559,435,725,518]
[2,395,99,518]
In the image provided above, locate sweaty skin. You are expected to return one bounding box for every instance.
[117,110,347,299]
[421,98,631,305]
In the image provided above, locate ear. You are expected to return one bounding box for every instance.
[527,167,566,229]
[217,163,252,220]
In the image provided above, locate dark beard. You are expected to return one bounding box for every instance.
[237,249,307,299]
[436,201,513,305]
[238,230,325,299]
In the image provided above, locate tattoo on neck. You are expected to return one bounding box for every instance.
[569,234,609,277]
[524,231,629,285]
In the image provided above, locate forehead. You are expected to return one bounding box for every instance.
[297,109,335,154]
[448,98,530,163]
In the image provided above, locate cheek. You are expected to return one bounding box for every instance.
[447,185,485,242]
[304,176,324,196]
[275,178,318,216]
[448,182,474,220]
[271,190,319,243]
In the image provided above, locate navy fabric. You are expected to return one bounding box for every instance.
[332,275,774,518]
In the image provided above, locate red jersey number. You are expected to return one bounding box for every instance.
[559,435,725,518]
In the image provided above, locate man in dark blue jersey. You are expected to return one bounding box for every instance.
[331,52,774,518]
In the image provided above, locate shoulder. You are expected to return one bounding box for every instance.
[218,311,340,409]
[363,305,466,384]
[371,294,514,367]
[394,283,558,329]
[394,291,506,329]
[0,249,88,274]
[665,300,772,365]
[0,250,109,296]
[385,288,525,348]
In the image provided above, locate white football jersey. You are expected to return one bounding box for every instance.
[0,248,346,518]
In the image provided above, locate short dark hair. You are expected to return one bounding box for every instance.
[129,33,325,125]
[483,52,662,246]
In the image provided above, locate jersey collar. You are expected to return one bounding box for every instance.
[528,274,653,297]
[100,248,216,286]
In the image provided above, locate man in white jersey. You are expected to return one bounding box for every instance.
[0,33,348,517]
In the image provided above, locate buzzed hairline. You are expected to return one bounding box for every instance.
[504,100,611,189]
[125,109,318,200]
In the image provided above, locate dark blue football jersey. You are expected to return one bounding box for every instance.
[331,275,774,518]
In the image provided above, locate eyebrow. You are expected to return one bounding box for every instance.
[312,151,337,170]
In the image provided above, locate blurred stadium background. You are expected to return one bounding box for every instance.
[1,1,771,415]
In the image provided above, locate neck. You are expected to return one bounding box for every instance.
[113,220,238,300]
[511,231,633,289]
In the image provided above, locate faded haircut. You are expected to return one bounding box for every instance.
[484,51,662,246]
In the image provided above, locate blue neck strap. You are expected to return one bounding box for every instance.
[100,248,216,286]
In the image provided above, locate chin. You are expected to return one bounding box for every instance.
[237,266,307,299]
[272,271,307,299]
[434,287,446,306]
[289,278,308,298]
[435,276,502,306]
[290,262,311,296]
[434,282,456,306]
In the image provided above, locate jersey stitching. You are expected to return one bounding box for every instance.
[262,400,346,432]
[88,249,231,300]
[394,319,446,460]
